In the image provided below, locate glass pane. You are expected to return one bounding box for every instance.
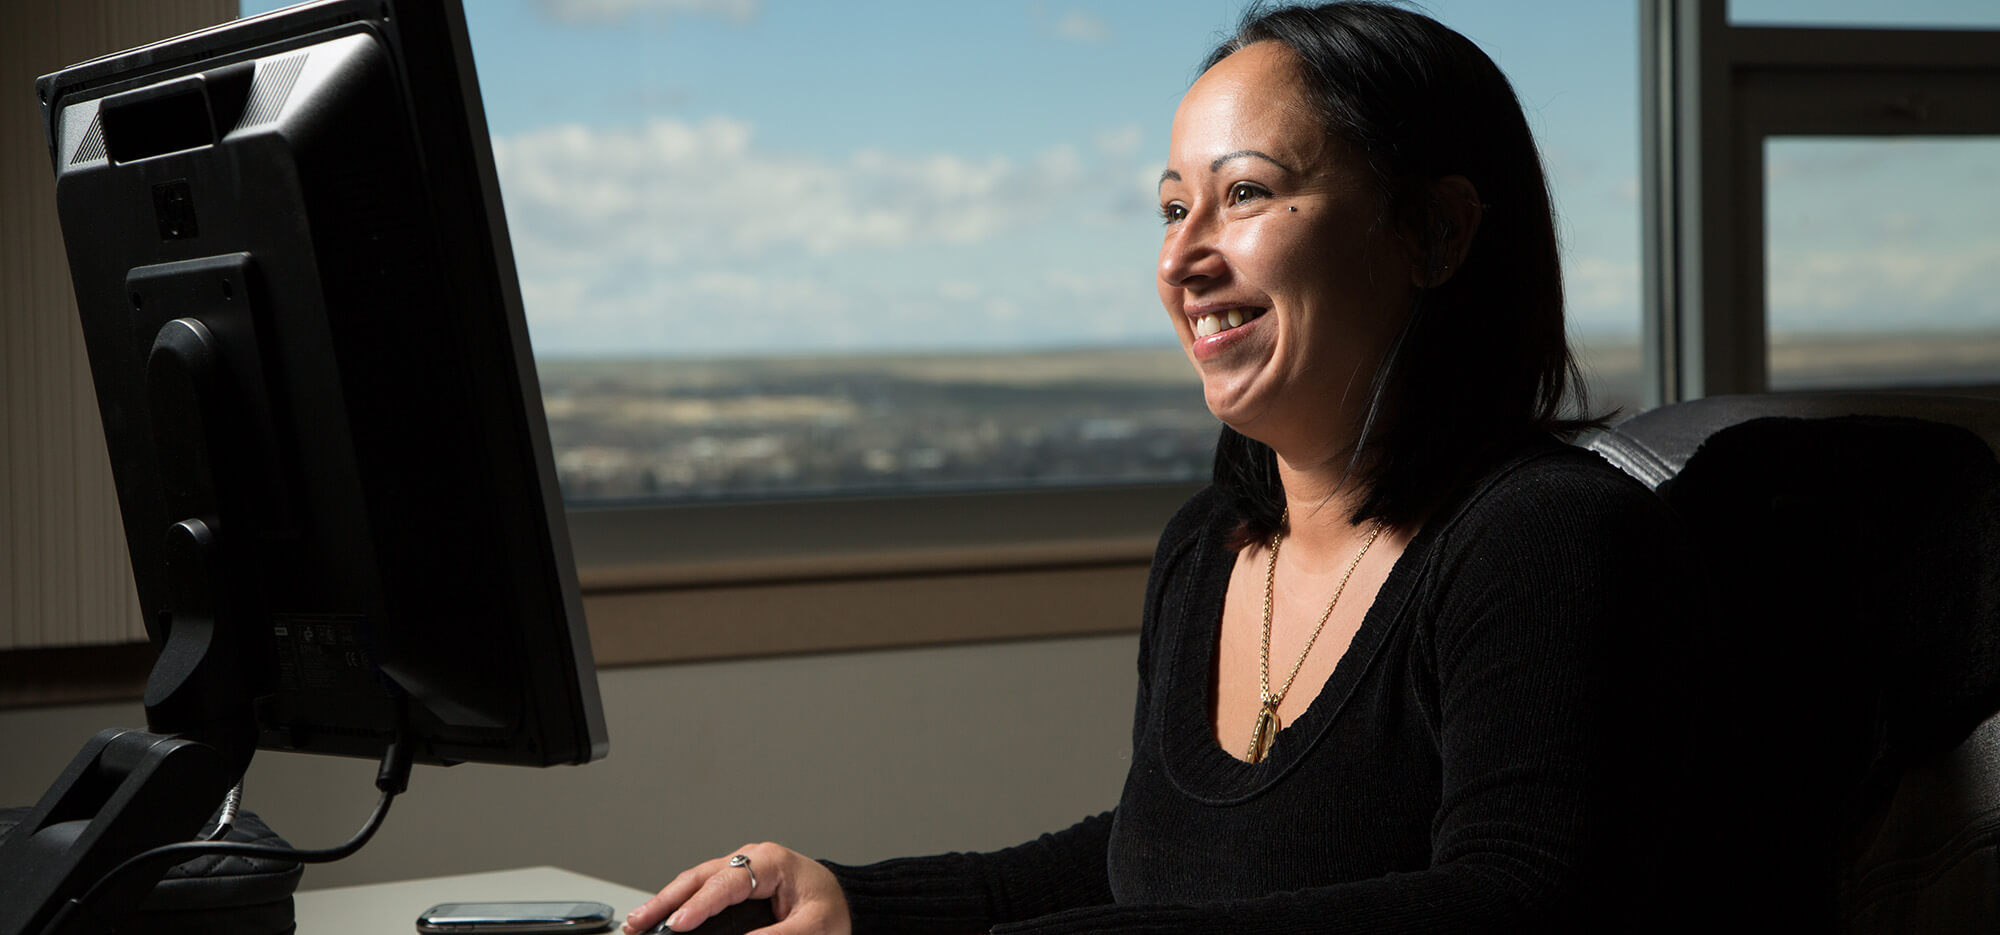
[1731,0,2000,29]
[242,0,1643,501]
[1765,137,2000,390]
[1435,1,1643,418]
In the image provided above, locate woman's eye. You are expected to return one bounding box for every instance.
[1160,202,1188,224]
[1228,182,1269,205]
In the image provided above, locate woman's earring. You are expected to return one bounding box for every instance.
[1288,205,1297,212]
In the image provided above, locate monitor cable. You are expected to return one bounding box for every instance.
[200,780,244,842]
[65,736,414,931]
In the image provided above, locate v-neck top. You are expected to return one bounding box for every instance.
[827,441,1700,934]
[1148,479,1434,802]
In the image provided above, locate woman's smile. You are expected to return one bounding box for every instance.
[1187,305,1268,360]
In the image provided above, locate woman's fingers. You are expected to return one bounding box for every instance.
[664,846,766,932]
[622,857,728,933]
[624,843,848,935]
[625,844,785,934]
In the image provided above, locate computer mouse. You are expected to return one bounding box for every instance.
[644,899,778,935]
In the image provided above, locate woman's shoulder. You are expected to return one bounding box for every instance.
[1430,438,1678,555]
[1164,483,1227,534]
[1413,440,1698,650]
[1146,484,1227,574]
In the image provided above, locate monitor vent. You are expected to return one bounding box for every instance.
[239,52,308,127]
[69,112,105,165]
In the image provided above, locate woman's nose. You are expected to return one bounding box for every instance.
[1159,215,1225,288]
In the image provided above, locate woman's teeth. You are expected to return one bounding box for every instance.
[1194,308,1257,338]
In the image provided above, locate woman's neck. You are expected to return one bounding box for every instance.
[1272,453,1375,553]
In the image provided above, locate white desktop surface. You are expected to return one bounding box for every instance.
[294,866,655,934]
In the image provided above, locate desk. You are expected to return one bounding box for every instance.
[294,867,654,934]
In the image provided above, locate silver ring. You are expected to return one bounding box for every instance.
[728,853,757,896]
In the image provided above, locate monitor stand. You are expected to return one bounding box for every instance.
[0,727,237,935]
[0,304,269,935]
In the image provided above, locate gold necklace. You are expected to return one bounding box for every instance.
[1247,512,1386,764]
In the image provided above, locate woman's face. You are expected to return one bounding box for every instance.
[1157,41,1414,456]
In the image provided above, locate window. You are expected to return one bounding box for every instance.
[235,0,1639,657]
[1431,1,1643,417]
[1730,0,2000,29]
[243,0,1644,508]
[1641,0,2000,400]
[410,1,1232,505]
[1766,137,2000,390]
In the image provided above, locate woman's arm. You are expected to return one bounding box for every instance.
[824,811,1117,935]
[824,491,1219,934]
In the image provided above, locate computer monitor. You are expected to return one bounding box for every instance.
[2,1,607,931]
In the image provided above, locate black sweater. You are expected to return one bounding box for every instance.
[829,443,1699,934]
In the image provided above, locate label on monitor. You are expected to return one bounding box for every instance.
[271,612,382,693]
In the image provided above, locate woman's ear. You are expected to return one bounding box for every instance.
[1413,175,1483,289]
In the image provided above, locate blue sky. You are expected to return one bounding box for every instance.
[239,0,1998,357]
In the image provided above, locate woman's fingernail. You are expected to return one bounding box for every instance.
[664,911,682,931]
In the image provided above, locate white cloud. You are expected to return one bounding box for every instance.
[522,260,1139,356]
[1768,239,2000,330]
[1094,124,1143,159]
[493,116,1147,276]
[490,112,1165,354]
[532,0,758,25]
[1558,239,2000,336]
[1053,10,1111,44]
[1766,144,1903,184]
[1561,256,1640,335]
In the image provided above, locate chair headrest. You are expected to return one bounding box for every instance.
[1584,391,2000,489]
[1586,391,2000,776]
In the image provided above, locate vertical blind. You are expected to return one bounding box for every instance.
[1,0,234,649]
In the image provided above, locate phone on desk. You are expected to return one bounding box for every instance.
[416,901,616,934]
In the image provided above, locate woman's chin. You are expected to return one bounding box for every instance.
[1201,384,1268,433]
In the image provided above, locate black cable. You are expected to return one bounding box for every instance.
[71,737,415,924]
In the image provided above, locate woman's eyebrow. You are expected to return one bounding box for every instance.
[1158,150,1300,190]
[1211,149,1295,174]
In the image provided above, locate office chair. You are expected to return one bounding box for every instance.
[1586,391,2000,933]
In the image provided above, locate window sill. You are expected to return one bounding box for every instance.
[2,483,1198,706]
[569,482,1195,664]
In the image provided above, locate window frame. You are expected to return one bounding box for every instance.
[1641,0,2000,403]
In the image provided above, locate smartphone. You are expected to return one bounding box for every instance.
[415,901,617,934]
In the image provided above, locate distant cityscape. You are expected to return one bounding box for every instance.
[538,333,1999,503]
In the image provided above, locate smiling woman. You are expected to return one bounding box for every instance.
[625,4,1702,934]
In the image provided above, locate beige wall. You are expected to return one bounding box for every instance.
[0,633,1141,892]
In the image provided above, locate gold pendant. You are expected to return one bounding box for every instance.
[1247,701,1281,763]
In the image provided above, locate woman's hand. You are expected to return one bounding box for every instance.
[622,842,852,935]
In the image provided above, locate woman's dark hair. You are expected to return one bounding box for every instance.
[1203,1,1602,545]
